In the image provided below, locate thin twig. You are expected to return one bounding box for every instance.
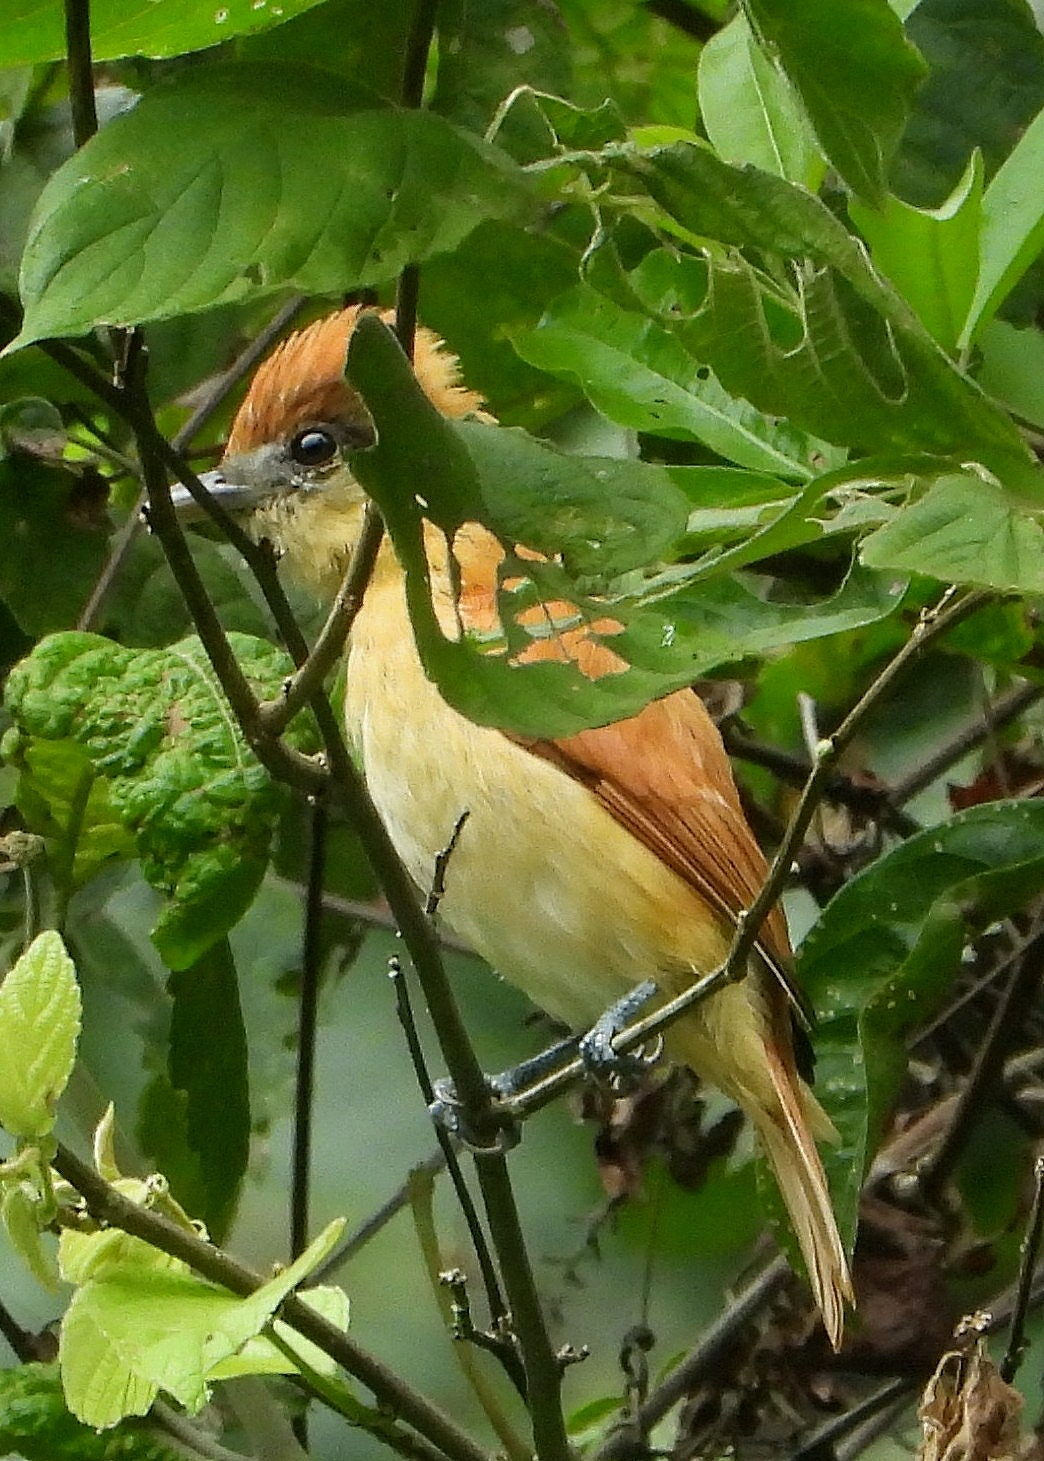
[78,295,306,632]
[891,680,1044,807]
[314,1150,448,1278]
[290,798,328,1263]
[918,920,1044,1205]
[51,1143,489,1461]
[1001,1154,1044,1381]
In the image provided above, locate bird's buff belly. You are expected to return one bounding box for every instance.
[344,625,735,1036]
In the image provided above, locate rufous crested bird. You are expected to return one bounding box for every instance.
[190,306,853,1347]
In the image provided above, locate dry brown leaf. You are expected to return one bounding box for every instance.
[918,1320,1023,1461]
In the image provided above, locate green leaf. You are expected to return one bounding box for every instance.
[860,472,1044,592]
[849,151,983,352]
[0,0,330,63]
[0,930,80,1138]
[961,102,1044,348]
[892,0,1044,207]
[4,632,315,968]
[976,320,1044,431]
[60,1219,345,1426]
[165,942,250,1241]
[209,1285,350,1379]
[517,282,842,478]
[346,317,906,735]
[698,13,824,189]
[800,799,1044,1246]
[740,0,927,205]
[0,1362,187,1461]
[12,65,530,348]
[2,1179,60,1289]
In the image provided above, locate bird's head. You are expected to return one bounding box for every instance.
[177,305,487,601]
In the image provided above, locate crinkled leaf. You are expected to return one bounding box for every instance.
[60,1291,158,1429]
[961,103,1044,348]
[860,473,1044,592]
[800,800,1044,1247]
[2,1181,60,1289]
[5,738,135,890]
[0,0,329,63]
[850,151,983,352]
[741,0,927,205]
[518,281,841,478]
[4,632,315,968]
[0,931,80,1138]
[12,65,530,348]
[346,317,906,736]
[698,12,824,188]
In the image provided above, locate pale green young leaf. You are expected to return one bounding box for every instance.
[961,102,1044,347]
[60,1286,159,1429]
[698,13,824,189]
[1,1182,60,1289]
[0,931,80,1138]
[209,1286,350,1379]
[849,152,983,352]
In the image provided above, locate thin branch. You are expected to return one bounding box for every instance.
[290,798,328,1262]
[258,503,385,736]
[595,1256,790,1461]
[315,1150,447,1278]
[891,679,1044,807]
[1001,1154,1044,1382]
[918,919,1044,1205]
[63,0,97,145]
[51,1142,490,1461]
[78,295,306,633]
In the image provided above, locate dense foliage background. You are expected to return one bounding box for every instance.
[1,1,1044,1459]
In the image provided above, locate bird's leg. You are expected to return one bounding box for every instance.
[578,978,661,1089]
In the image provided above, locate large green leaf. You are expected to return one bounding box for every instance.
[860,472,1044,592]
[740,0,927,205]
[849,152,983,352]
[517,281,842,478]
[592,144,1030,477]
[3,632,316,968]
[345,316,906,736]
[799,800,1044,1247]
[0,0,329,63]
[698,13,824,189]
[961,103,1044,348]
[11,66,530,348]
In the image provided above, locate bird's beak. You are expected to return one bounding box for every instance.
[166,469,269,522]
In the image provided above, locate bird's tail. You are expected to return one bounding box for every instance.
[750,1039,853,1351]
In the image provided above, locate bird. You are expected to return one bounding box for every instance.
[194,304,853,1347]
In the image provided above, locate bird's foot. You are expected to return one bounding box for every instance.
[486,1035,580,1099]
[429,1077,521,1154]
[579,979,661,1092]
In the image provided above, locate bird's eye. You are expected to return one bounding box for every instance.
[290,428,339,468]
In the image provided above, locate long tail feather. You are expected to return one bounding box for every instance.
[752,1041,853,1350]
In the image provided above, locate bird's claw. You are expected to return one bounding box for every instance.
[578,979,662,1093]
[429,1077,521,1154]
